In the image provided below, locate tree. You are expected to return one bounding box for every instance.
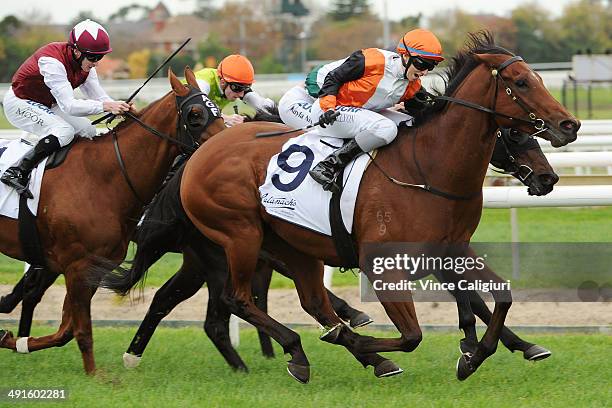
[108,4,151,23]
[329,0,371,21]
[558,0,612,56]
[127,48,150,79]
[512,4,563,62]
[194,0,218,19]
[310,15,383,59]
[428,9,481,58]
[68,11,99,29]
[197,33,231,67]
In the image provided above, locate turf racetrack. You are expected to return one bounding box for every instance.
[0,326,609,407]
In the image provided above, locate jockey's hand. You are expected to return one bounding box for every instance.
[103,100,131,115]
[222,113,245,127]
[319,109,339,128]
[128,102,139,116]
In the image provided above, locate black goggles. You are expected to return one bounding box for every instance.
[84,53,104,62]
[411,56,438,71]
[228,82,251,93]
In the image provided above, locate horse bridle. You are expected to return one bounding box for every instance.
[490,128,540,183]
[111,86,221,204]
[372,55,548,200]
[435,55,549,137]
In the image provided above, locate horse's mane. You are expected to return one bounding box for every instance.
[419,31,515,124]
[104,91,173,135]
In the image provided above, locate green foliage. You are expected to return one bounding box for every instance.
[147,53,196,78]
[256,53,287,74]
[329,0,371,21]
[197,33,231,65]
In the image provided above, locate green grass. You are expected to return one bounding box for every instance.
[549,86,612,120]
[0,327,609,407]
[0,207,610,288]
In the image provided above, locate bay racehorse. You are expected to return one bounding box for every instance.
[174,32,578,383]
[0,68,225,374]
[95,124,557,373]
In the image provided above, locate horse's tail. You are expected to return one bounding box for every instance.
[95,164,192,295]
[249,104,283,123]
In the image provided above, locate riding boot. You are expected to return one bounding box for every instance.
[309,139,364,192]
[0,135,61,199]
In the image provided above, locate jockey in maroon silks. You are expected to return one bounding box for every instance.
[1,19,131,198]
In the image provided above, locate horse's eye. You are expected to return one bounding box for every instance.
[515,79,527,88]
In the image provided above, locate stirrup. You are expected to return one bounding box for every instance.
[1,173,33,199]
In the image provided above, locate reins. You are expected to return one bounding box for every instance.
[371,54,545,201]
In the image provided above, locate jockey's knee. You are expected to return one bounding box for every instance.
[279,86,313,128]
[355,119,397,151]
[53,127,76,147]
[76,124,97,140]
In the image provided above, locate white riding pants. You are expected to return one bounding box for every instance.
[3,87,96,147]
[278,85,413,152]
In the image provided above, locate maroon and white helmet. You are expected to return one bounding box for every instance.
[69,19,112,54]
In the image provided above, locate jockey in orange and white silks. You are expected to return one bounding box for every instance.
[1,19,131,198]
[192,55,275,127]
[278,28,444,192]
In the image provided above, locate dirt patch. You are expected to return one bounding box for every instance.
[1,285,610,327]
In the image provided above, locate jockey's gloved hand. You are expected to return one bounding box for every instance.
[319,109,339,128]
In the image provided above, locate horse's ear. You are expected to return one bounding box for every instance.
[184,66,200,90]
[169,67,189,96]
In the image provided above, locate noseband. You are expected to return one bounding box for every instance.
[111,86,221,204]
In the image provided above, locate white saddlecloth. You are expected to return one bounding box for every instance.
[259,130,370,236]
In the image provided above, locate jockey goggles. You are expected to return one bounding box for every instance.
[84,53,104,62]
[410,56,438,71]
[227,82,251,93]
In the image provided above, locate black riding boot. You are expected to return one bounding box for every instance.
[309,139,364,192]
[0,135,61,199]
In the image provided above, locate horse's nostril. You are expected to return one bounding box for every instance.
[560,119,579,132]
[539,173,559,185]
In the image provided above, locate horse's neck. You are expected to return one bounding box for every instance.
[396,66,497,195]
[105,100,178,205]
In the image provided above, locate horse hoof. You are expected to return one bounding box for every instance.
[350,312,374,329]
[456,352,477,381]
[374,360,404,378]
[319,323,343,343]
[122,352,142,369]
[523,344,552,361]
[0,329,13,346]
[459,338,477,355]
[287,363,310,384]
[232,364,249,373]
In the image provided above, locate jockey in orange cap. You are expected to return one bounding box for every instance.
[192,54,275,127]
[278,28,443,191]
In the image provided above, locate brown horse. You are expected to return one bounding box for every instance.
[0,68,225,374]
[177,32,579,383]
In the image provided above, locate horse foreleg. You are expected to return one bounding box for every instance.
[455,255,512,380]
[466,291,551,360]
[18,268,59,337]
[0,292,74,352]
[252,260,275,358]
[268,243,401,378]
[64,266,97,374]
[326,288,374,329]
[219,233,310,383]
[123,256,206,368]
[0,274,25,313]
